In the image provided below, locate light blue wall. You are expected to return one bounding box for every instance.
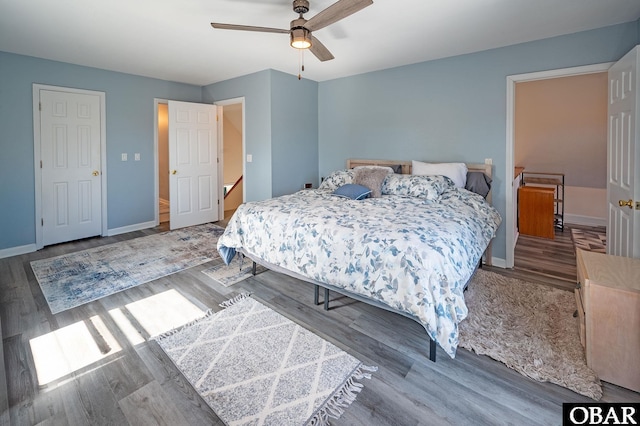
[202,69,319,199]
[0,52,202,250]
[2,20,639,258]
[270,70,319,196]
[318,22,639,261]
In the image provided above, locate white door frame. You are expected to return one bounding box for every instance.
[154,98,229,224]
[33,84,108,249]
[154,98,168,225]
[214,96,246,219]
[504,62,613,268]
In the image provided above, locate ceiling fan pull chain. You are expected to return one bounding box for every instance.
[298,48,305,80]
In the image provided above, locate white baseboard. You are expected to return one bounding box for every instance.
[565,214,606,227]
[1,221,159,259]
[0,243,37,259]
[487,257,507,268]
[107,220,157,237]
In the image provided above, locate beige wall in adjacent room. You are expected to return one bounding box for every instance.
[515,72,608,224]
[223,107,243,185]
[158,103,169,202]
[565,186,607,222]
[223,104,243,212]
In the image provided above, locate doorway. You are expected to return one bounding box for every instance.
[154,99,220,228]
[215,98,245,221]
[504,62,612,268]
[157,103,170,224]
[33,84,107,249]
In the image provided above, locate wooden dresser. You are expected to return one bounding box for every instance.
[518,186,555,239]
[575,249,640,392]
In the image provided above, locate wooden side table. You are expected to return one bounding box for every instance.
[518,186,555,239]
[575,249,640,392]
[521,171,565,230]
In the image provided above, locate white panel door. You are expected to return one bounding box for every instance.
[168,101,219,229]
[607,46,640,258]
[40,90,102,246]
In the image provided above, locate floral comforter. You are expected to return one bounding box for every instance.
[217,185,501,358]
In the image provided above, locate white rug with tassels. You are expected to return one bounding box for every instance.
[155,294,376,425]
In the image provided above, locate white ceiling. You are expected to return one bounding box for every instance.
[1,0,639,86]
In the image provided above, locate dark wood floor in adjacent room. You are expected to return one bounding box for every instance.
[0,223,637,425]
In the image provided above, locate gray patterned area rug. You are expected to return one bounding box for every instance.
[155,294,376,426]
[459,269,602,400]
[31,223,225,314]
[202,255,267,287]
[570,228,606,253]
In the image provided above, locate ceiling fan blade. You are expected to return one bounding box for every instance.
[211,22,289,34]
[309,36,334,62]
[305,0,373,32]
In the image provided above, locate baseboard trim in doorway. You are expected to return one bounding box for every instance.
[488,257,507,268]
[107,220,157,237]
[564,214,606,227]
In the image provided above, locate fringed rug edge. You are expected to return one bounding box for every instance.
[307,364,378,426]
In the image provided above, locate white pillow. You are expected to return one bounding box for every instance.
[411,160,468,188]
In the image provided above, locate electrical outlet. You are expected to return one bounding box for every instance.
[121,153,127,161]
[134,153,140,161]
[246,154,253,163]
[484,158,492,165]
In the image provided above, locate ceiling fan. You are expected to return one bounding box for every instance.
[211,0,373,62]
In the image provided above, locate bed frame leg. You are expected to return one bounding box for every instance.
[252,261,257,275]
[429,339,437,362]
[313,286,330,310]
[323,288,329,311]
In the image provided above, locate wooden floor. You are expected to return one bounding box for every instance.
[0,223,638,426]
[495,224,595,291]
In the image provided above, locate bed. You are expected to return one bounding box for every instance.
[216,159,502,360]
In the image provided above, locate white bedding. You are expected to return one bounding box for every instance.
[217,179,501,357]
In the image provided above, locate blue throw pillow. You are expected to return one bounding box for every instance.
[333,184,372,200]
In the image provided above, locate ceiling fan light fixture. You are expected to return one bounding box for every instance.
[211,0,373,61]
[290,27,312,49]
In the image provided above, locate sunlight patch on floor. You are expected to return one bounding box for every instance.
[29,315,122,386]
[30,290,206,386]
[114,289,206,341]
[108,308,146,346]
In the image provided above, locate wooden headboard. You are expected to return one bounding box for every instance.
[346,158,495,265]
[346,158,492,180]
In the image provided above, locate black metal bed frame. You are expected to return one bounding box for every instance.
[244,254,483,362]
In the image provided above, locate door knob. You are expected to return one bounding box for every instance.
[619,199,633,208]
[171,170,177,175]
[92,170,99,176]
